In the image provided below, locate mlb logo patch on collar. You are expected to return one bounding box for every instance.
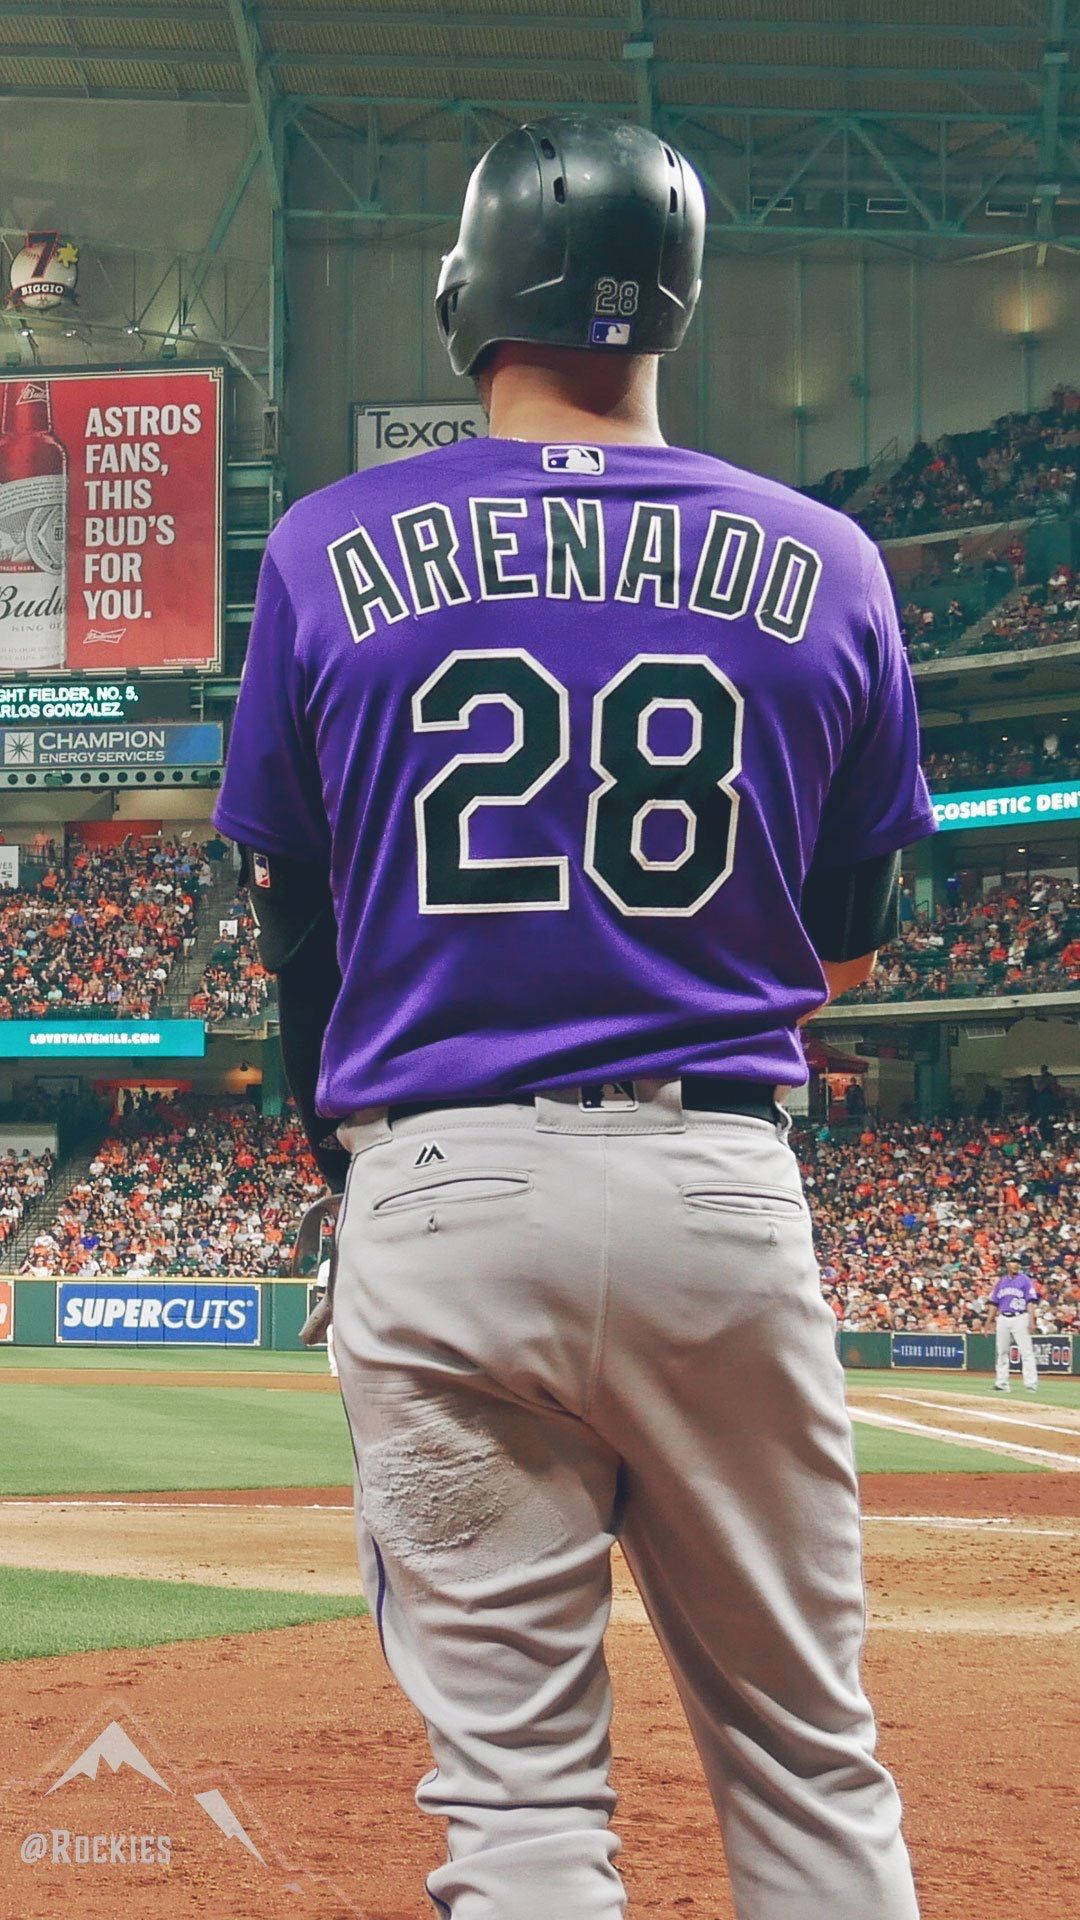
[542,444,605,475]
[578,1080,638,1112]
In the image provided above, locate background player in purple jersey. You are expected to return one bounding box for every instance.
[986,1259,1040,1392]
[216,115,933,1920]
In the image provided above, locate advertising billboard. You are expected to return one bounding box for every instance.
[893,1333,966,1368]
[0,365,223,674]
[1011,1336,1073,1375]
[0,1019,205,1059]
[0,1279,13,1342]
[56,1280,261,1346]
[353,399,485,470]
[931,780,1080,833]
[0,721,221,771]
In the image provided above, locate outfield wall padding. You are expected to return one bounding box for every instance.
[4,1279,1079,1369]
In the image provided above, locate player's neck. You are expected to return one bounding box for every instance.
[481,346,665,446]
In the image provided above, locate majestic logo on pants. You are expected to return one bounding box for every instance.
[415,1142,446,1166]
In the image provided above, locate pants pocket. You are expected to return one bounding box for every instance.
[681,1183,806,1219]
[371,1169,532,1217]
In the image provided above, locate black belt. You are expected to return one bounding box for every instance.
[389,1076,779,1125]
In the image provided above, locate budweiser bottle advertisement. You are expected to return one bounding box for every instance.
[0,378,67,669]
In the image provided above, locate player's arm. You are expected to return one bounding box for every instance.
[801,848,901,1003]
[803,547,936,1011]
[239,846,349,1194]
[213,545,344,1188]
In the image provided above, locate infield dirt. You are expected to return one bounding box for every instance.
[1,1472,1077,1919]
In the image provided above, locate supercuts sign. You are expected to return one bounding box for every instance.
[353,401,485,470]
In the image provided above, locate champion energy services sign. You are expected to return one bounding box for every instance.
[0,366,223,673]
[56,1281,261,1346]
[0,721,221,769]
[931,780,1080,833]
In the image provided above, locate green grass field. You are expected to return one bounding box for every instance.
[1,1350,1074,1497]
[2,1351,1073,1658]
[0,1380,354,1494]
[0,1566,365,1662]
[0,1345,330,1374]
[848,1366,1080,1410]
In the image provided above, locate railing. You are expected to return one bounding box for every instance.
[162,861,243,1017]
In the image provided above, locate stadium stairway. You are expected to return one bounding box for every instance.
[841,438,903,515]
[940,583,1027,660]
[162,860,242,1017]
[0,1131,109,1277]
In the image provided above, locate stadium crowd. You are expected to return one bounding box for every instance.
[921,726,1080,790]
[842,875,1080,1003]
[971,578,1080,657]
[803,1115,1077,1334]
[0,1145,53,1254]
[17,1097,1075,1339]
[900,596,970,662]
[22,1098,322,1278]
[856,389,1080,541]
[188,899,271,1026]
[0,838,212,1019]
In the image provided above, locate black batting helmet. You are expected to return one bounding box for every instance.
[435,114,706,377]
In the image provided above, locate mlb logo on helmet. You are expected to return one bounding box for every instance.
[542,444,606,475]
[590,319,632,346]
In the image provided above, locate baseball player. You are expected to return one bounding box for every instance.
[217,115,934,1920]
[986,1259,1039,1392]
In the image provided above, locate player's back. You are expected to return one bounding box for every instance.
[216,434,932,1113]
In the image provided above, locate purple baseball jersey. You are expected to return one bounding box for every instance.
[989,1273,1038,1315]
[215,437,935,1117]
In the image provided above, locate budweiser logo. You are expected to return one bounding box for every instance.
[18,383,48,403]
[83,627,126,645]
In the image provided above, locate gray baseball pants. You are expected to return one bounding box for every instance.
[332,1081,918,1920]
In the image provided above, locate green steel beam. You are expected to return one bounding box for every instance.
[284,201,1080,251]
[626,0,655,132]
[188,136,263,302]
[1,6,1076,45]
[269,103,285,405]
[749,121,841,224]
[1040,0,1069,171]
[277,53,1065,92]
[1,39,1069,92]
[846,117,938,227]
[666,124,742,223]
[0,81,1061,137]
[223,0,281,211]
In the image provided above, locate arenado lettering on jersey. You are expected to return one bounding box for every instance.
[328,497,823,648]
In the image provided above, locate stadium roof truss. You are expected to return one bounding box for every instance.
[3,3,1079,397]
